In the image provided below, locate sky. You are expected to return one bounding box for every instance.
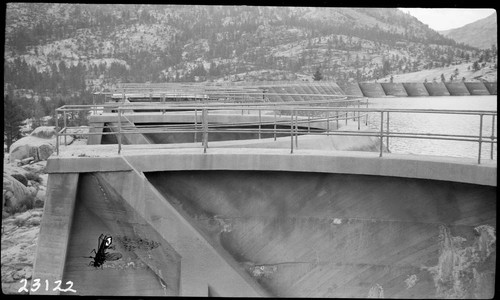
[397,8,496,31]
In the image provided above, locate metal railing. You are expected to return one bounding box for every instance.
[55,102,496,164]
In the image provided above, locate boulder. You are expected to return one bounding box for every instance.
[34,188,46,208]
[21,157,34,165]
[9,134,73,162]
[3,175,35,211]
[10,174,28,187]
[30,126,56,139]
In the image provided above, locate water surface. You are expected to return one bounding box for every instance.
[366,96,497,160]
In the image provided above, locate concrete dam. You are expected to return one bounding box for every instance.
[32,84,496,297]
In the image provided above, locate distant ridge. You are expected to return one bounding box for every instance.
[439,12,497,49]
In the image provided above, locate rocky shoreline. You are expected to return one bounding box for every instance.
[2,126,88,295]
[2,155,47,295]
[1,208,43,295]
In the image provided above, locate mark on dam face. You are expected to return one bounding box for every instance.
[62,173,181,296]
[145,170,496,298]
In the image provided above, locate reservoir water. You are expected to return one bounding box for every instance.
[365,96,497,160]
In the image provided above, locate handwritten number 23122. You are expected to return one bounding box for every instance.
[18,278,77,293]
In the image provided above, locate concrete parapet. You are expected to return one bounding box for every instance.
[87,122,104,145]
[339,83,364,97]
[47,147,497,187]
[424,82,451,96]
[264,87,282,102]
[293,85,312,101]
[108,121,152,145]
[37,147,496,297]
[402,83,430,96]
[445,82,471,96]
[323,82,345,95]
[483,82,497,95]
[358,82,386,97]
[32,173,79,295]
[464,82,491,95]
[380,83,408,97]
[284,86,302,101]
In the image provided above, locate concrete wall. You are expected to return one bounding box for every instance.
[87,123,104,145]
[322,82,345,95]
[147,170,496,298]
[464,82,491,95]
[89,112,363,146]
[32,173,79,295]
[358,83,386,97]
[61,172,181,296]
[38,147,496,297]
[402,83,430,97]
[424,82,451,96]
[483,82,497,95]
[380,83,408,97]
[339,83,364,97]
[46,147,497,187]
[445,82,471,96]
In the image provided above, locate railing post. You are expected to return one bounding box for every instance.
[161,94,165,114]
[118,109,122,154]
[335,109,339,129]
[491,115,495,160]
[203,109,208,153]
[386,111,390,152]
[379,111,384,157]
[274,110,277,141]
[295,110,298,148]
[258,109,261,139]
[345,100,348,125]
[290,109,294,154]
[478,114,483,164]
[194,109,198,143]
[92,93,96,115]
[326,112,330,135]
[357,100,361,130]
[365,98,369,126]
[63,110,67,146]
[308,113,311,133]
[56,109,59,156]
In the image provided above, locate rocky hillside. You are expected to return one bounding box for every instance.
[4,4,497,100]
[439,12,497,50]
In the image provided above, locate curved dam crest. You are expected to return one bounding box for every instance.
[32,91,496,297]
[33,146,496,297]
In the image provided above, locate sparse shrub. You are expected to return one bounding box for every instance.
[11,174,28,187]
[14,216,26,227]
[6,194,35,216]
[25,172,42,184]
[29,217,41,226]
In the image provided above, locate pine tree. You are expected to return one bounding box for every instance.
[313,68,323,81]
[4,95,26,153]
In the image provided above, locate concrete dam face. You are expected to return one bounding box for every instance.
[145,170,496,298]
[63,172,181,296]
[33,87,497,297]
[43,162,496,297]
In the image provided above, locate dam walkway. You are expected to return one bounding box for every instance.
[56,102,497,164]
[31,100,496,297]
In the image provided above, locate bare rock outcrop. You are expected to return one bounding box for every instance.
[3,175,36,212]
[9,126,74,162]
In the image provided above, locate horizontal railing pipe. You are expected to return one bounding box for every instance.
[52,103,496,162]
